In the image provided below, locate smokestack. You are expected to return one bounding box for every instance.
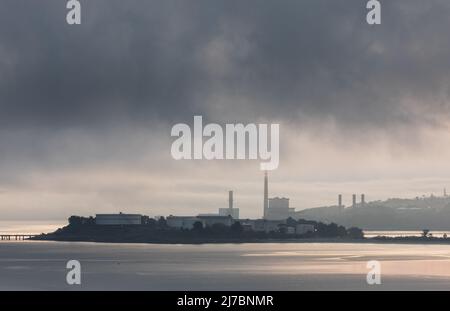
[361,194,365,205]
[352,194,356,208]
[338,194,342,208]
[263,171,269,219]
[229,191,233,212]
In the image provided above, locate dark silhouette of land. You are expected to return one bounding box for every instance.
[29,215,450,245]
[32,216,364,244]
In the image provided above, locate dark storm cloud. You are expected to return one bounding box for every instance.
[3,0,450,220]
[1,0,450,129]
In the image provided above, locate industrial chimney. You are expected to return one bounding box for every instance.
[263,171,269,219]
[229,190,233,214]
[352,194,356,208]
[338,194,343,208]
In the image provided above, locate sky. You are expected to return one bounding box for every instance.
[2,0,450,220]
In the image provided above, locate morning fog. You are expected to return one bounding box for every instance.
[171,116,279,170]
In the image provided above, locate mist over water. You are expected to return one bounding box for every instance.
[0,221,64,235]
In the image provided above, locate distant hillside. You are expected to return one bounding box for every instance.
[295,196,450,230]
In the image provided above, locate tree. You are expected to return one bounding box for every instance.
[157,217,168,229]
[286,217,297,227]
[230,222,243,235]
[192,221,203,231]
[68,216,83,227]
[146,218,157,229]
[337,225,347,237]
[315,222,347,238]
[422,229,430,238]
[211,223,228,234]
[347,227,364,239]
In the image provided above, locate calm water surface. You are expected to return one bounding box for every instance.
[2,222,450,290]
[1,241,450,290]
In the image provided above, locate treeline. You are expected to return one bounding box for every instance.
[35,215,364,243]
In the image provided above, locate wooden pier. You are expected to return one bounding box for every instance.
[0,234,37,241]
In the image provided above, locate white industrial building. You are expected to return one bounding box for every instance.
[266,197,296,220]
[218,208,239,219]
[95,213,143,225]
[263,172,296,220]
[219,190,239,219]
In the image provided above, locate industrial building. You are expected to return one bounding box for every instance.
[263,172,296,220]
[218,190,239,218]
[95,213,143,225]
[198,190,240,219]
[266,197,295,220]
[166,216,200,229]
[218,208,239,219]
[263,171,269,219]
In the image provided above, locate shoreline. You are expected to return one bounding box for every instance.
[27,235,450,245]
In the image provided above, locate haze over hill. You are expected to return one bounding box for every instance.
[296,195,450,230]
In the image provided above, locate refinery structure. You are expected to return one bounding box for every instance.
[94,171,316,235]
[93,173,450,232]
[94,170,369,229]
[263,171,296,220]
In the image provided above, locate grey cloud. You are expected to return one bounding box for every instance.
[2,0,450,219]
[1,0,450,131]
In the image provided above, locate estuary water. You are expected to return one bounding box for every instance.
[2,241,450,290]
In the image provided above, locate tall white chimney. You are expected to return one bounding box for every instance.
[228,190,233,213]
[263,171,269,219]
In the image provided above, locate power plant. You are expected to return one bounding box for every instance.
[229,190,233,213]
[337,194,366,209]
[263,171,269,219]
[218,190,239,219]
[262,171,296,220]
[192,169,370,221]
